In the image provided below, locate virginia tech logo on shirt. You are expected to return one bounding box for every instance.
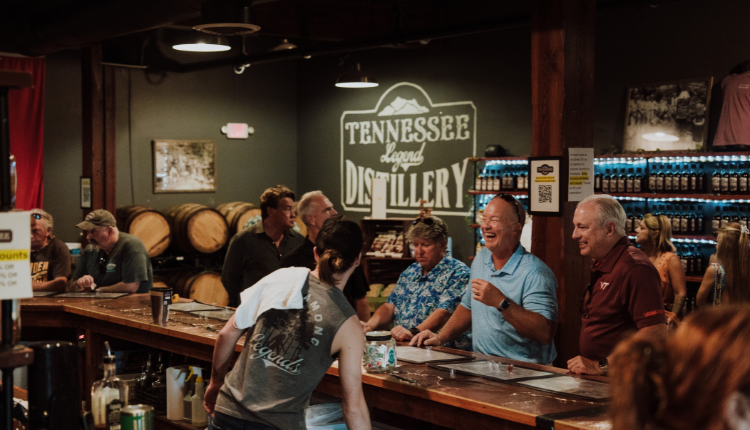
[599,282,610,290]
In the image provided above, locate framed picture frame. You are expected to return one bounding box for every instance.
[153,140,216,193]
[80,177,92,209]
[528,156,562,215]
[623,77,713,153]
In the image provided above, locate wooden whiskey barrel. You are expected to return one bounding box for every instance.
[165,270,227,306]
[164,203,229,255]
[116,206,171,257]
[216,202,261,235]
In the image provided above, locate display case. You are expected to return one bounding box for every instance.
[360,218,415,286]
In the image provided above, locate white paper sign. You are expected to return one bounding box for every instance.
[529,159,561,213]
[0,211,32,299]
[371,177,387,219]
[568,148,594,202]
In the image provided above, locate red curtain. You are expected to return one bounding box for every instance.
[0,56,45,210]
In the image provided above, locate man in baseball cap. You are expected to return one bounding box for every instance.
[69,209,153,294]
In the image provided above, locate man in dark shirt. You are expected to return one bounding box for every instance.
[69,209,153,294]
[222,185,304,307]
[281,191,370,321]
[30,209,71,292]
[569,195,667,376]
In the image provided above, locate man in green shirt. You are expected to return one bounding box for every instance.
[68,209,152,294]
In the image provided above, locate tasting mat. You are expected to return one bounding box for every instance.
[395,346,474,364]
[189,309,235,321]
[517,375,609,400]
[52,292,129,299]
[170,302,224,312]
[33,291,57,297]
[431,360,555,382]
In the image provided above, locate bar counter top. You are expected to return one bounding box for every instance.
[21,294,612,430]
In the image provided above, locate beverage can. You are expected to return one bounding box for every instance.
[120,404,154,430]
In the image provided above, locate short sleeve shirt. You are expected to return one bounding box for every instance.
[72,232,152,293]
[387,256,472,351]
[461,245,558,364]
[221,222,304,307]
[579,236,667,360]
[30,237,71,283]
[281,236,369,310]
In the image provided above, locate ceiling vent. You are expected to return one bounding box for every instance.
[193,0,260,37]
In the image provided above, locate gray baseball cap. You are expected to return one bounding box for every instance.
[76,209,116,230]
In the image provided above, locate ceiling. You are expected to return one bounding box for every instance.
[0,0,665,70]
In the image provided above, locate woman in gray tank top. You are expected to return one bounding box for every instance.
[204,215,372,430]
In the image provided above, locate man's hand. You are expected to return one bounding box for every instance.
[75,275,96,291]
[567,355,603,375]
[409,329,442,347]
[391,325,413,342]
[471,279,506,309]
[203,380,222,417]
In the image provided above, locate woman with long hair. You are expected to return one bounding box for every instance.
[635,214,686,316]
[696,222,750,306]
[611,306,750,430]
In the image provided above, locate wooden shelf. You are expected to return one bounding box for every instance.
[469,156,529,162]
[672,235,715,240]
[600,192,750,200]
[0,346,33,369]
[594,151,750,159]
[469,190,528,195]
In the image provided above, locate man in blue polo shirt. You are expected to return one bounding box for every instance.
[411,194,558,364]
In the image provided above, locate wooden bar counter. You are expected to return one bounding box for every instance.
[20,294,612,430]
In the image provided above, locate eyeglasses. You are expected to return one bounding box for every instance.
[493,193,522,223]
[413,217,435,226]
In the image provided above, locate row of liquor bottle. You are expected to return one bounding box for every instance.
[474,160,529,191]
[671,244,706,277]
[595,162,750,195]
[623,204,750,235]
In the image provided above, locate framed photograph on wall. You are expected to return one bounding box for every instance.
[153,140,216,193]
[80,177,91,209]
[528,157,562,215]
[623,77,713,153]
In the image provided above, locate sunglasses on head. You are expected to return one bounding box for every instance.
[493,193,522,223]
[32,213,43,220]
[413,217,435,226]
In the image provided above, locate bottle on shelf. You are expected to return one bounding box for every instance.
[689,205,697,234]
[741,158,749,194]
[689,164,698,194]
[697,205,705,234]
[741,206,749,229]
[665,164,673,193]
[731,162,740,194]
[657,164,665,193]
[694,245,703,275]
[493,172,500,192]
[732,206,740,225]
[602,168,611,193]
[92,341,127,430]
[191,376,208,426]
[713,163,722,194]
[626,168,634,193]
[721,161,730,194]
[617,168,626,193]
[678,246,688,274]
[475,173,482,192]
[635,168,644,193]
[680,165,690,194]
[680,205,689,234]
[516,169,524,191]
[713,207,722,236]
[722,206,732,229]
[595,165,602,192]
[671,205,681,234]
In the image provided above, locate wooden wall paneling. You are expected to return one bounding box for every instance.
[530,0,595,367]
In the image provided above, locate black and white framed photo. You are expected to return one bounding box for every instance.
[623,77,713,152]
[153,140,216,193]
[528,157,562,215]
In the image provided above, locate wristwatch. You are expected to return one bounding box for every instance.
[498,299,511,312]
[409,327,420,335]
[598,358,609,376]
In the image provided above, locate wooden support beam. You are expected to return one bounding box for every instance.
[531,0,595,366]
[81,45,116,226]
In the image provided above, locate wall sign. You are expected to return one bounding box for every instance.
[568,148,594,202]
[528,157,562,215]
[0,212,32,300]
[341,82,476,216]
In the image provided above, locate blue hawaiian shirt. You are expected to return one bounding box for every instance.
[386,256,472,351]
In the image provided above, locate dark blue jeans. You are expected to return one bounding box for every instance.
[211,412,278,430]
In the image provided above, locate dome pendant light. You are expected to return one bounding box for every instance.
[173,34,231,52]
[335,63,378,88]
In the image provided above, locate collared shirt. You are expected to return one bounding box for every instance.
[280,236,370,310]
[461,244,558,364]
[579,236,666,360]
[221,221,304,307]
[387,256,472,351]
[72,232,152,293]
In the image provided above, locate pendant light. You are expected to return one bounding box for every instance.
[172,33,231,52]
[270,39,298,51]
[335,63,378,88]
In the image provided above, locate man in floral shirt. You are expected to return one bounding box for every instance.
[363,216,472,351]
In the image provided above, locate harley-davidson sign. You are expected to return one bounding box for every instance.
[340,83,476,216]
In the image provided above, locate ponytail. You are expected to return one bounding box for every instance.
[316,249,356,286]
[611,336,667,430]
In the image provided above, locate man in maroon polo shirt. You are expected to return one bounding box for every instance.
[568,195,667,376]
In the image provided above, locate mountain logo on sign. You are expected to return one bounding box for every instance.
[378,97,429,116]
